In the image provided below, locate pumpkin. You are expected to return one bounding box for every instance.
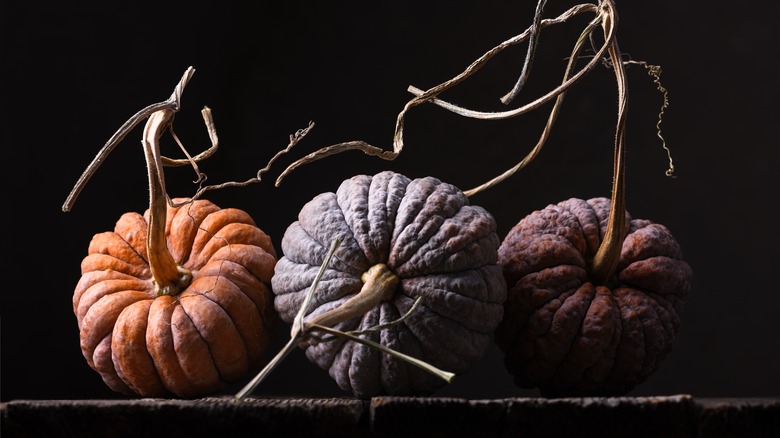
[67,68,278,398]
[270,170,507,398]
[74,198,277,397]
[496,197,692,396]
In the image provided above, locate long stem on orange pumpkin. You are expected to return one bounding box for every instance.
[141,85,194,296]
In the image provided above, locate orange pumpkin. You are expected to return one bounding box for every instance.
[73,198,277,397]
[66,68,278,398]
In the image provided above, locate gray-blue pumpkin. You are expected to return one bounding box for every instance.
[271,170,507,398]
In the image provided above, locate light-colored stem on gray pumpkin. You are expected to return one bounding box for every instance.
[235,239,455,400]
[305,263,399,329]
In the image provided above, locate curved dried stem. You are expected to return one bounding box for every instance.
[501,0,548,105]
[234,238,455,400]
[308,323,456,384]
[392,3,598,153]
[625,60,674,177]
[162,106,219,172]
[174,121,315,206]
[274,139,394,187]
[347,296,423,336]
[462,12,607,196]
[64,68,313,212]
[234,238,342,400]
[273,3,597,188]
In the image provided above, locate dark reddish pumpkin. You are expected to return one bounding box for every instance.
[271,170,507,398]
[496,197,692,396]
[74,198,277,398]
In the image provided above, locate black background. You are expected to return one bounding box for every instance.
[2,1,778,401]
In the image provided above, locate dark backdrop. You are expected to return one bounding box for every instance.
[2,1,778,401]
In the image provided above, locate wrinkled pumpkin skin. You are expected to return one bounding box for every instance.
[497,197,692,397]
[272,171,507,398]
[73,198,277,398]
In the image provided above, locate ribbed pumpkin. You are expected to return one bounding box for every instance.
[73,198,277,397]
[271,170,507,398]
[67,68,278,398]
[496,197,692,396]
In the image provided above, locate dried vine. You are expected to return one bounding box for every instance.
[62,67,315,213]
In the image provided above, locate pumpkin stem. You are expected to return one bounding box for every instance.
[499,0,546,105]
[142,108,193,296]
[347,296,423,336]
[304,264,399,330]
[589,2,628,286]
[234,239,455,400]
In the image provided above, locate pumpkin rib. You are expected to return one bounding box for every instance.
[375,304,412,395]
[189,224,274,269]
[80,252,150,279]
[170,302,224,394]
[379,302,442,395]
[275,278,362,325]
[87,231,149,270]
[197,257,276,331]
[282,221,365,276]
[388,297,449,370]
[188,208,259,262]
[616,288,667,380]
[76,279,152,328]
[298,192,370,274]
[369,172,411,263]
[187,275,266,367]
[607,289,647,391]
[619,256,692,300]
[500,236,586,288]
[345,309,384,397]
[305,299,361,370]
[73,270,141,317]
[580,289,623,392]
[396,298,488,373]
[113,212,150,263]
[618,225,684,270]
[542,285,597,392]
[641,289,683,333]
[336,174,383,265]
[394,222,501,277]
[558,198,603,256]
[112,299,168,397]
[389,178,468,270]
[178,290,249,383]
[272,259,363,323]
[146,296,201,398]
[92,334,135,396]
[399,282,503,335]
[210,242,277,285]
[80,290,151,365]
[561,286,622,393]
[529,286,589,386]
[166,199,222,264]
[511,288,577,386]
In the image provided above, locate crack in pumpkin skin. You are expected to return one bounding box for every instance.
[74,198,277,398]
[496,197,692,397]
